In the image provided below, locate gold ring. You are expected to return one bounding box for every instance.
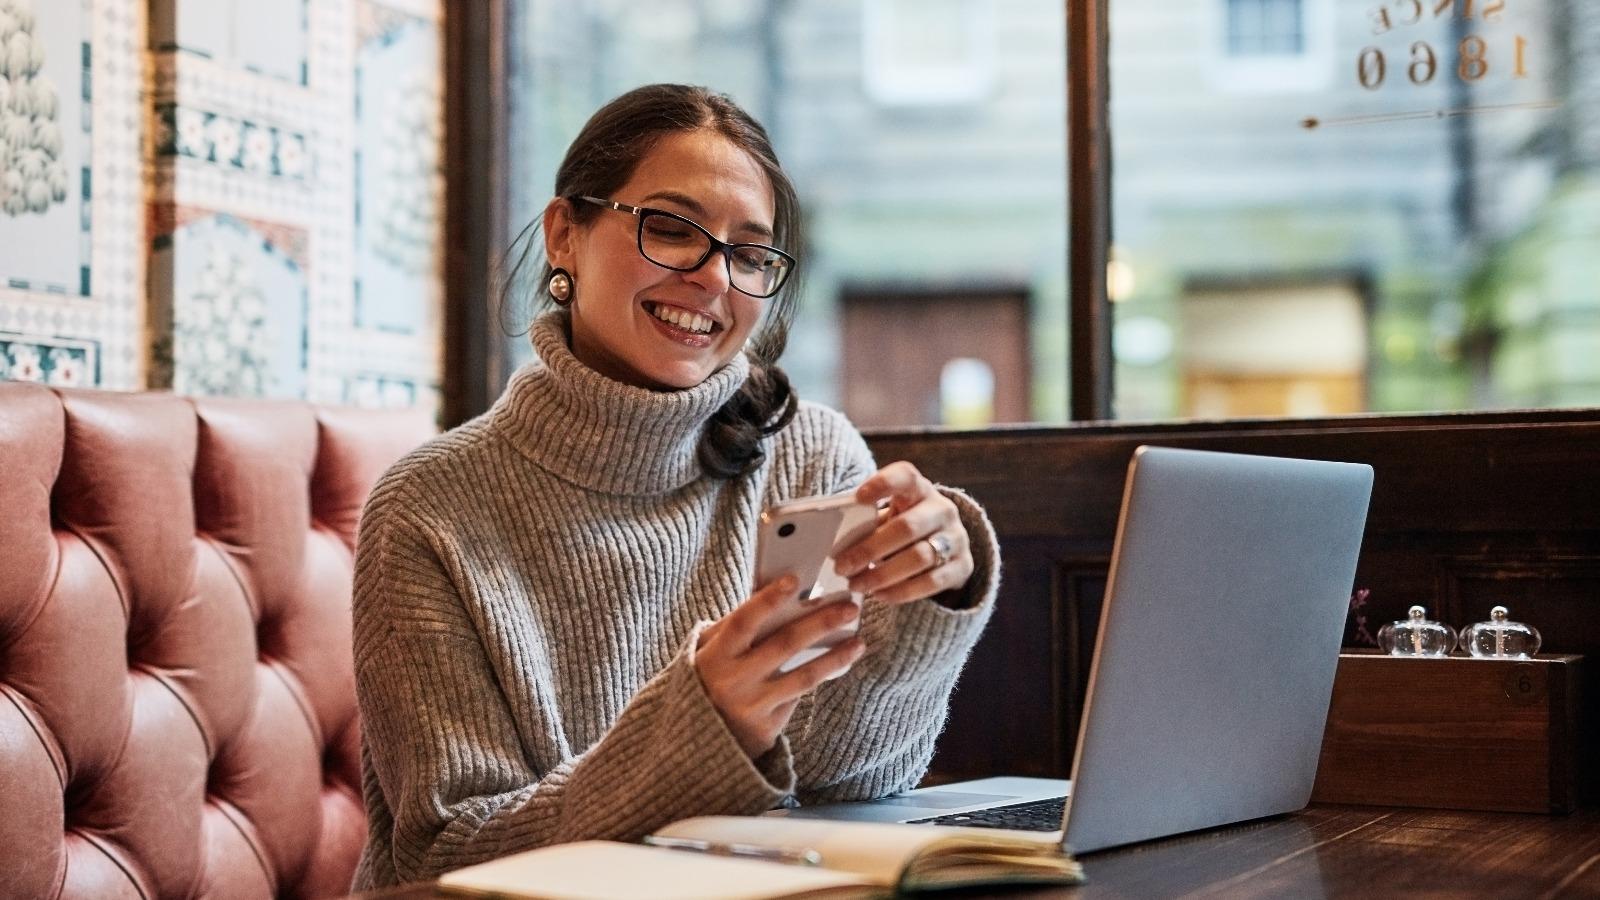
[925,533,953,567]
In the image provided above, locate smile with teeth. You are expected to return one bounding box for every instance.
[646,302,718,336]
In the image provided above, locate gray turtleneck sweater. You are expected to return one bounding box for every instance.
[350,312,999,889]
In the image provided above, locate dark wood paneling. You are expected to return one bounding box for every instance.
[864,409,1600,799]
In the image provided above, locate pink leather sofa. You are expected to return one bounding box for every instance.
[1,382,432,899]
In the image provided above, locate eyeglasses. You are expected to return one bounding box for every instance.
[574,195,796,299]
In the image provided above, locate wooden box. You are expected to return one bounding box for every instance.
[1311,652,1583,814]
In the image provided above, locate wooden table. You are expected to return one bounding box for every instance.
[348,804,1600,898]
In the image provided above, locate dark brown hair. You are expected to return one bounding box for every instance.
[500,83,802,479]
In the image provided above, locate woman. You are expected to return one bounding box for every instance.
[351,83,1000,889]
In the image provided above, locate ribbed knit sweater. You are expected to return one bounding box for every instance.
[350,311,999,889]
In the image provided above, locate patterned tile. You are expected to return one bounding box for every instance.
[152,101,310,181]
[0,331,100,386]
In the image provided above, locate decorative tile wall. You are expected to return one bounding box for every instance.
[0,0,442,417]
[0,0,143,387]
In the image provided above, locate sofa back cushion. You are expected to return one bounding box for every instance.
[0,382,431,899]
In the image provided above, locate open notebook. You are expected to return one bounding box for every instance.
[436,816,1082,900]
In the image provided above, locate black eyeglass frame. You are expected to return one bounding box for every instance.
[572,195,797,299]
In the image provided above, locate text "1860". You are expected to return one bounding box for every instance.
[1360,0,1527,90]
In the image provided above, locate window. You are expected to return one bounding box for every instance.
[1209,0,1335,93]
[482,0,1600,426]
[505,0,1068,426]
[1226,0,1305,56]
[1112,0,1600,418]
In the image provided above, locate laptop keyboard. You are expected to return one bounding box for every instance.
[907,796,1065,831]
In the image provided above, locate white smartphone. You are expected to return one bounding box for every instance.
[753,491,881,673]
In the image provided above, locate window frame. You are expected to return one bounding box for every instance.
[441,0,510,428]
[1067,0,1114,420]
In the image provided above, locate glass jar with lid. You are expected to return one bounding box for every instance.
[1461,606,1541,659]
[1377,605,1455,657]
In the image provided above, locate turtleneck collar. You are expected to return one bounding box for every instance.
[488,310,751,496]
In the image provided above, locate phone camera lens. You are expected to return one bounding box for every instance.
[778,523,796,537]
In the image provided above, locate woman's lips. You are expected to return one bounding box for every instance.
[642,301,717,347]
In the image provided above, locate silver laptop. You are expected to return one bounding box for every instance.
[775,445,1374,854]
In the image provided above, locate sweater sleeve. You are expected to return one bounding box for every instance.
[352,496,795,884]
[785,420,1001,804]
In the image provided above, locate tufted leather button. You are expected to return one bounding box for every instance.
[0,385,431,898]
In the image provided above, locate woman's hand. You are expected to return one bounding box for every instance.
[695,576,865,759]
[831,461,975,606]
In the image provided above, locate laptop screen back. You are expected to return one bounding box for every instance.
[1063,446,1373,853]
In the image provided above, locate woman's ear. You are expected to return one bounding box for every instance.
[543,197,577,269]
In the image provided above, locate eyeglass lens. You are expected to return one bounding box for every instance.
[640,212,789,297]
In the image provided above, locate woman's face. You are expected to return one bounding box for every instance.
[545,129,779,391]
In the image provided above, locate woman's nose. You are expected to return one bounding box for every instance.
[683,247,732,294]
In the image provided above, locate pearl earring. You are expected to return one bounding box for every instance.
[548,268,574,306]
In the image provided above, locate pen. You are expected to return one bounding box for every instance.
[641,835,823,867]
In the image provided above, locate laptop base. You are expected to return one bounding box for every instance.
[771,776,1069,827]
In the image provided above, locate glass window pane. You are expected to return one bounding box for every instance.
[1111,0,1600,420]
[506,0,1068,427]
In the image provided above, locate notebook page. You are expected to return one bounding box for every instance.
[437,841,873,900]
[654,817,1059,886]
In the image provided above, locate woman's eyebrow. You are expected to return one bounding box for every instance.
[641,190,775,240]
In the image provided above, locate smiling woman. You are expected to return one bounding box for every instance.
[504,85,805,477]
[349,84,1002,890]
[544,130,779,391]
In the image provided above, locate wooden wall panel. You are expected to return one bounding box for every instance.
[864,410,1600,798]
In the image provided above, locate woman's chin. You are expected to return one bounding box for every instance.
[629,341,734,390]
[638,361,717,392]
